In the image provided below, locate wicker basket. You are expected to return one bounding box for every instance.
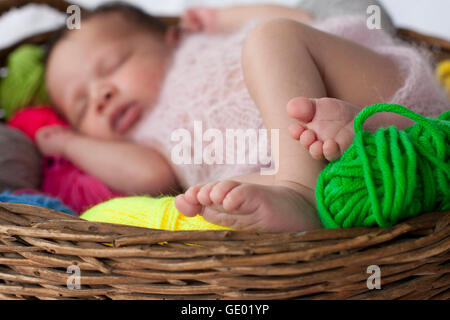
[0,0,449,300]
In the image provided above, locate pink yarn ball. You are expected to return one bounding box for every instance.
[41,157,124,214]
[8,106,123,214]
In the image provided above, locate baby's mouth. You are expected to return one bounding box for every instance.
[112,102,142,135]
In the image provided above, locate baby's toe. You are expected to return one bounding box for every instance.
[184,185,203,205]
[299,129,317,149]
[286,97,316,123]
[288,123,306,140]
[309,141,325,160]
[210,180,242,205]
[175,195,202,217]
[222,184,250,212]
[197,182,219,206]
[323,139,340,161]
[335,125,355,156]
[201,208,239,229]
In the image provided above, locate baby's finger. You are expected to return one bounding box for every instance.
[36,127,54,140]
[37,125,63,136]
[181,10,201,32]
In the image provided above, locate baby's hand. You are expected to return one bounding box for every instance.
[36,126,76,157]
[180,7,217,33]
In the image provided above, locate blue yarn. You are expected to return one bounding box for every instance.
[0,191,76,216]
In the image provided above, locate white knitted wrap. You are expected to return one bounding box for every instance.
[133,21,265,188]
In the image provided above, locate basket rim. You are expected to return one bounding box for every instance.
[0,0,449,301]
[0,201,448,237]
[0,201,448,300]
[0,0,449,66]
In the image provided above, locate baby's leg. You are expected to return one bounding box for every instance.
[175,19,405,231]
[241,19,405,186]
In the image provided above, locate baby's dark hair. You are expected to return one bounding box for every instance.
[44,2,168,64]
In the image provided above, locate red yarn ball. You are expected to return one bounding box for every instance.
[8,105,68,142]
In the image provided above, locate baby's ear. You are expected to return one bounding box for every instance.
[165,26,181,46]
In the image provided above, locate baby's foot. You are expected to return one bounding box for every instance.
[175,180,322,232]
[286,97,360,161]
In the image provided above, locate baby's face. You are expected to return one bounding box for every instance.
[46,13,173,139]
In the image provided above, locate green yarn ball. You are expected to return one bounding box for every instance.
[0,44,50,119]
[316,103,450,229]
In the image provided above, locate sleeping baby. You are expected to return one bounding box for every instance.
[39,3,448,232]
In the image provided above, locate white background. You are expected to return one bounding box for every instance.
[0,0,449,49]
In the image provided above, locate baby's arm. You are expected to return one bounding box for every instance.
[36,126,179,196]
[181,5,314,34]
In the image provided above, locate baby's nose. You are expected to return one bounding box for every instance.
[96,87,116,113]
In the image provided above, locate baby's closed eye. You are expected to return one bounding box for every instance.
[98,51,130,76]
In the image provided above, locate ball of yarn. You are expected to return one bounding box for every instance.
[0,191,75,216]
[0,45,50,119]
[41,157,124,214]
[81,196,231,231]
[436,60,450,98]
[0,124,41,192]
[316,104,449,229]
[7,105,121,214]
[8,105,67,142]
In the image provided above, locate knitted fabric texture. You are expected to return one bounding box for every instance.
[0,191,76,216]
[133,21,266,188]
[133,16,448,189]
[313,16,449,117]
[298,0,396,35]
[8,106,123,214]
[316,104,450,229]
[0,45,49,119]
[81,196,231,231]
[0,124,41,192]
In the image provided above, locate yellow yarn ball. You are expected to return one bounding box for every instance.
[80,196,232,231]
[436,60,450,93]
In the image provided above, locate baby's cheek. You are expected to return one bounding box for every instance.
[123,66,164,104]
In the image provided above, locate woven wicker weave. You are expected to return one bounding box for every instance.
[0,0,449,300]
